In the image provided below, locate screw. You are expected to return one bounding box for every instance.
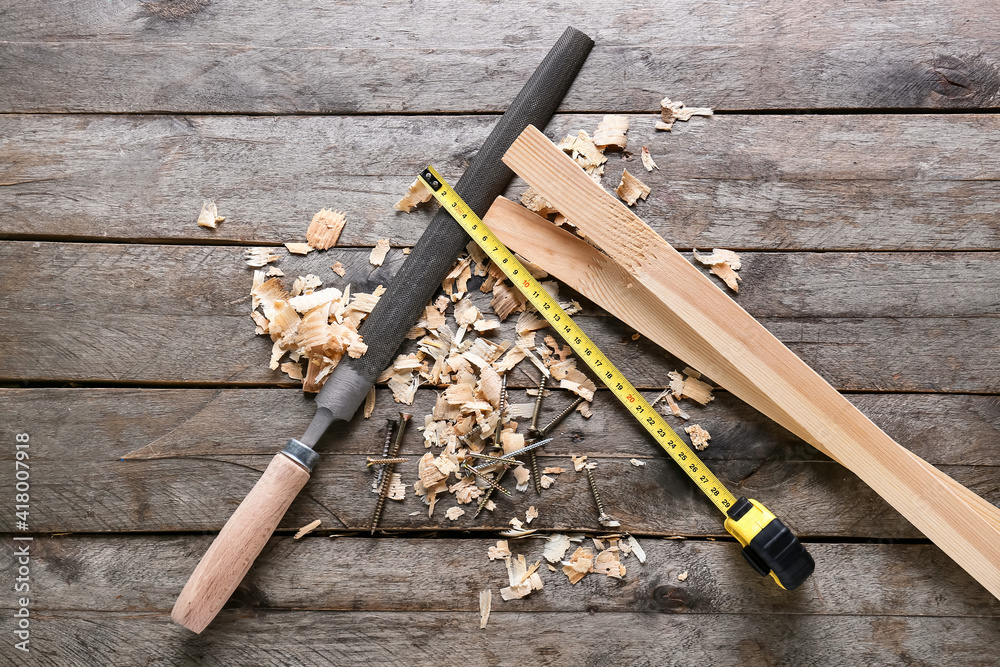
[466,451,525,466]
[540,396,584,436]
[373,419,397,491]
[371,412,411,533]
[492,373,509,450]
[461,463,512,497]
[469,437,553,472]
[366,457,409,466]
[528,376,547,495]
[585,466,621,528]
[475,467,509,517]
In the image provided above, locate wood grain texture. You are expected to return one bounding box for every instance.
[2,0,1000,113]
[8,610,1000,667]
[501,124,1000,599]
[1,389,997,536]
[3,113,1000,250]
[0,241,996,389]
[9,535,1000,617]
[172,452,310,633]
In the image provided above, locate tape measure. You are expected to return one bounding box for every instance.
[418,166,814,590]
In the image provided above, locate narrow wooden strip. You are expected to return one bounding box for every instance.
[501,125,1000,599]
[2,114,1000,249]
[10,535,998,617]
[3,0,1000,112]
[0,242,996,389]
[17,610,1000,665]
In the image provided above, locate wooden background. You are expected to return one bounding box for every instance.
[2,1,999,664]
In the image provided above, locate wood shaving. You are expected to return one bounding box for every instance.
[543,534,572,563]
[293,519,321,539]
[693,248,742,292]
[628,536,646,563]
[491,281,526,321]
[266,266,285,277]
[571,455,588,472]
[520,186,558,217]
[386,473,406,500]
[244,248,281,267]
[657,97,714,131]
[640,146,658,172]
[668,369,715,405]
[285,242,314,256]
[479,590,491,629]
[629,458,645,467]
[369,238,391,266]
[445,506,465,521]
[542,467,565,475]
[593,548,626,579]
[306,209,347,250]
[562,547,595,584]
[330,261,346,277]
[280,361,304,380]
[500,554,544,600]
[685,424,711,450]
[559,130,607,170]
[394,178,433,212]
[197,201,225,228]
[488,540,511,561]
[593,115,629,151]
[677,570,689,581]
[576,401,593,419]
[616,169,651,206]
[363,386,376,419]
[525,506,538,524]
[540,474,555,489]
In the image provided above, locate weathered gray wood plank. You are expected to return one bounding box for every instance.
[3,114,1000,250]
[0,242,997,389]
[4,389,996,466]
[2,0,999,112]
[7,610,1000,666]
[9,536,999,617]
[1,387,997,535]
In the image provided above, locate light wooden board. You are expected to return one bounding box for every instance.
[3,113,1000,250]
[0,242,996,390]
[2,0,1000,113]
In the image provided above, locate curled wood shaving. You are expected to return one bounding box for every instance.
[285,242,314,256]
[500,554,544,600]
[306,209,347,250]
[685,424,711,451]
[445,506,465,521]
[245,248,281,267]
[562,547,595,584]
[479,590,491,629]
[197,201,225,228]
[293,519,321,539]
[640,146,658,172]
[363,386,376,419]
[616,169,651,206]
[394,178,433,212]
[593,115,629,151]
[369,238,391,266]
[330,261,346,277]
[491,281,526,321]
[693,248,742,292]
[280,361,304,381]
[657,97,714,131]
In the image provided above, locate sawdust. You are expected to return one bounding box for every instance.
[685,424,711,451]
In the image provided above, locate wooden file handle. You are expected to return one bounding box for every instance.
[171,452,310,633]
